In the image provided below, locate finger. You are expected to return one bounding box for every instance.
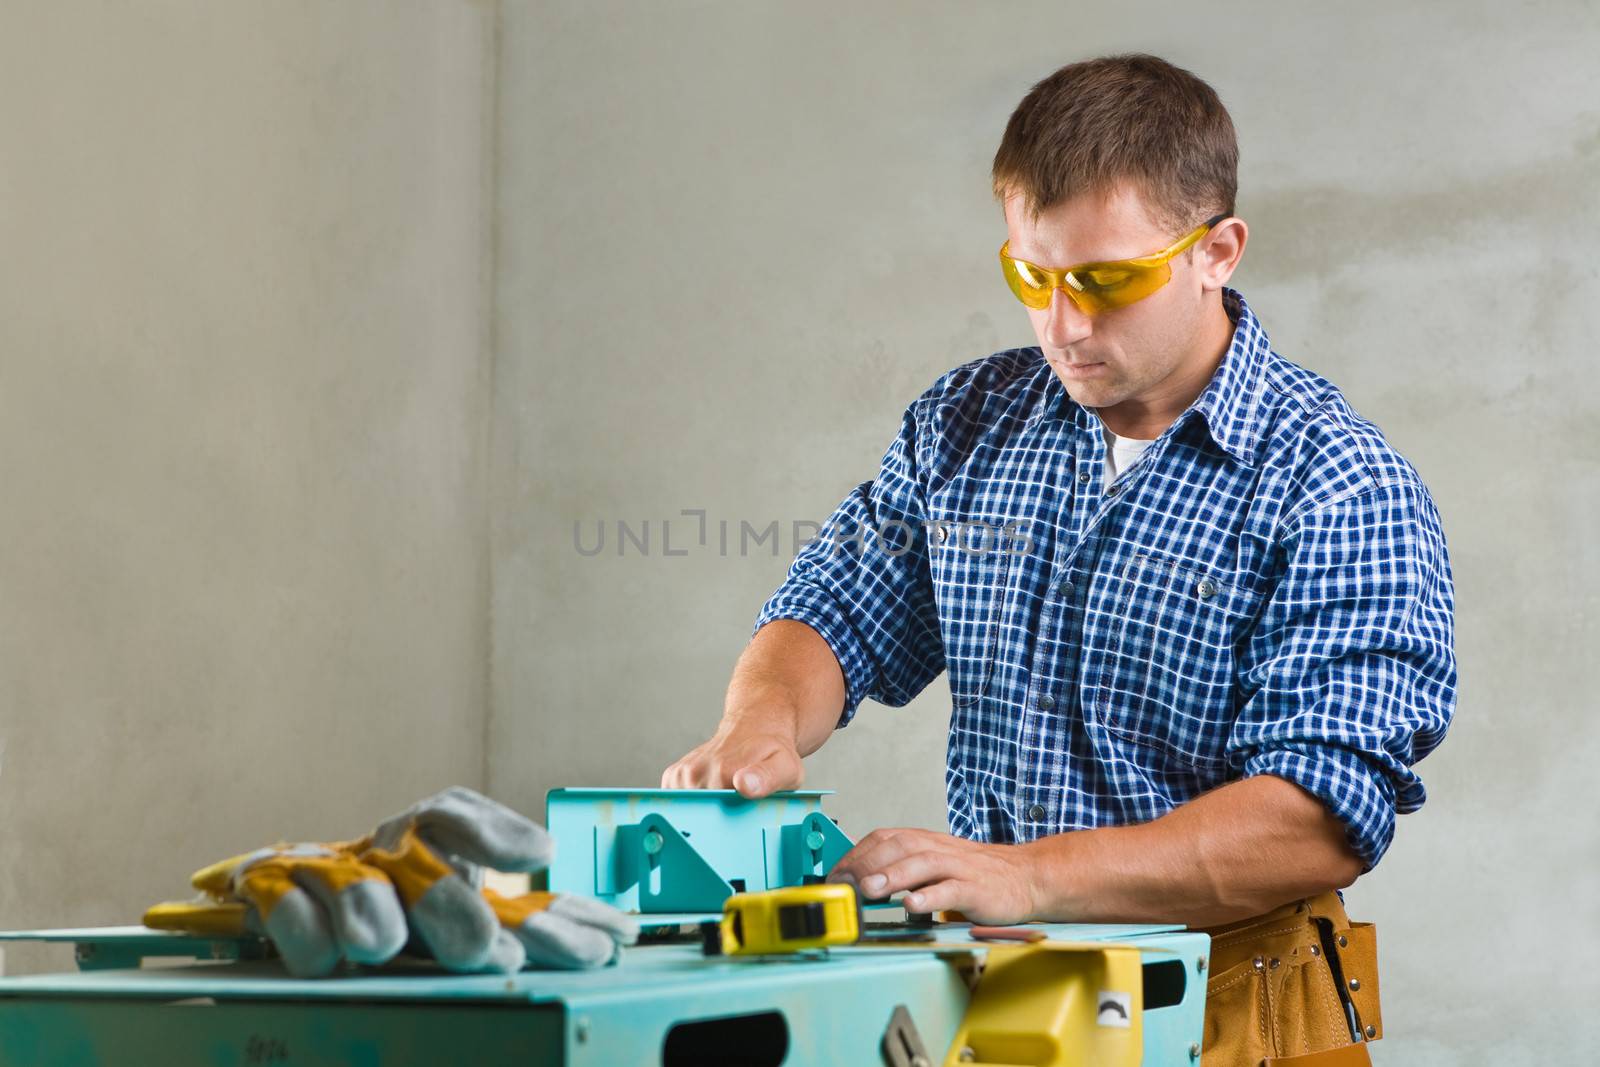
[661,753,697,789]
[826,829,890,880]
[899,879,974,917]
[691,757,728,790]
[235,858,341,978]
[488,891,638,965]
[512,909,624,969]
[190,849,274,900]
[413,877,501,971]
[825,844,871,886]
[544,894,640,945]
[519,916,621,968]
[374,787,554,874]
[828,829,925,888]
[671,758,705,789]
[484,928,528,973]
[143,899,251,937]
[863,850,969,899]
[288,855,408,965]
[731,765,769,798]
[444,918,528,974]
[701,758,736,790]
[732,746,803,798]
[362,828,499,972]
[265,890,343,978]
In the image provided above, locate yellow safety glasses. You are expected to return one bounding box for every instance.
[999,213,1228,314]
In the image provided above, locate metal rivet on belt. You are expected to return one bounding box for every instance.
[1252,956,1264,971]
[1365,1025,1377,1039]
[1309,944,1319,956]
[1348,978,1361,991]
[1268,957,1280,969]
[1338,935,1348,948]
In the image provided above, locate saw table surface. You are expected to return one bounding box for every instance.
[0,921,1209,1066]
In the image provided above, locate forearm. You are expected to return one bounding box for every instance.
[1023,775,1365,927]
[724,619,847,757]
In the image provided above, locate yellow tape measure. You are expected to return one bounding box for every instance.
[716,883,862,956]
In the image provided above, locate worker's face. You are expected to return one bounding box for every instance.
[1001,184,1233,416]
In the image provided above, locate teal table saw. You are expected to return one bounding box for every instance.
[0,789,1210,1066]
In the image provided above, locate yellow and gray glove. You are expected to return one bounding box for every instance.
[144,787,638,977]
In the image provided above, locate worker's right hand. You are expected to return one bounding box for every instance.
[660,719,803,798]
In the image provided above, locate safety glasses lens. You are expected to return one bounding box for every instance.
[1001,257,1052,310]
[1080,263,1170,311]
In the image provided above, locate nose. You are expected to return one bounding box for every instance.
[1041,287,1093,349]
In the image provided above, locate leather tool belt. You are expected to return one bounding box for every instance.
[1199,891,1383,1067]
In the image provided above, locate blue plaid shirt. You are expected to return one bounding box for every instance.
[756,288,1455,869]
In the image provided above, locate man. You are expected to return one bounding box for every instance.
[663,53,1455,1064]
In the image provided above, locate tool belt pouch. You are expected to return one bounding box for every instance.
[1202,897,1383,1067]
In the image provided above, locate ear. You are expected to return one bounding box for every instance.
[1195,217,1247,291]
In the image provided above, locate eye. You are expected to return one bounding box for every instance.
[1012,260,1047,288]
[1082,268,1133,290]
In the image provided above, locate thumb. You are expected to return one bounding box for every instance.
[733,748,801,799]
[375,787,553,874]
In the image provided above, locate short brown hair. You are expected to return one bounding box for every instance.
[992,54,1238,237]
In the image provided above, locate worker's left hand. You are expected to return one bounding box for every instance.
[825,827,1040,925]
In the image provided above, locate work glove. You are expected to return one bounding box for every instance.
[143,786,638,977]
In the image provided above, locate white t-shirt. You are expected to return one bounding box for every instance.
[1104,424,1156,485]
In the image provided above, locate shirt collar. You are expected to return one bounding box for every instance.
[1182,287,1270,467]
[1028,286,1271,467]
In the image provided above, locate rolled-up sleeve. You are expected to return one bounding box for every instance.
[754,404,946,727]
[1231,478,1456,869]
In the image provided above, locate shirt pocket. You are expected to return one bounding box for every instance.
[1096,550,1261,772]
[929,528,1012,709]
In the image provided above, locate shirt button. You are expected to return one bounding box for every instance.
[1055,579,1075,598]
[1196,577,1219,599]
[1105,482,1120,496]
[1077,471,1091,484]
[1026,804,1046,821]
[1037,694,1056,711]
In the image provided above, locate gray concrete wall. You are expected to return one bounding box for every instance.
[0,2,495,972]
[0,1,1590,1059]
[491,3,1598,1063]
